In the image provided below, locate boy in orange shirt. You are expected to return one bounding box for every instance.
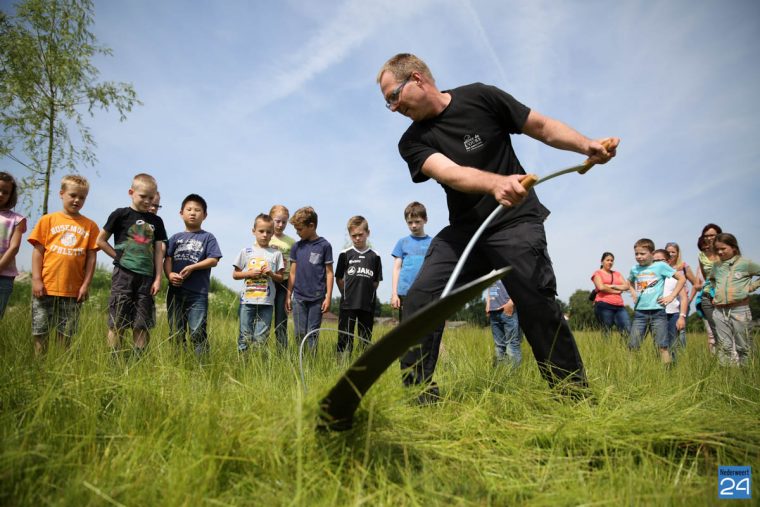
[28,175,99,354]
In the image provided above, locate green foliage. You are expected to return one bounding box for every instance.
[750,294,760,319]
[375,301,394,318]
[567,289,599,330]
[686,312,705,332]
[330,296,396,318]
[208,275,238,319]
[555,296,568,315]
[451,296,487,326]
[0,0,141,213]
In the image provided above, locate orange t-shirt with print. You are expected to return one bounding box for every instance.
[28,211,100,297]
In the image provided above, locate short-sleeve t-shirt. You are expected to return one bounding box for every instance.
[232,245,283,305]
[290,236,333,302]
[269,234,295,281]
[485,279,511,310]
[27,211,99,297]
[391,234,432,297]
[591,269,626,306]
[166,230,223,295]
[628,262,676,310]
[335,247,383,311]
[398,83,549,230]
[662,277,681,314]
[103,207,167,277]
[0,210,27,277]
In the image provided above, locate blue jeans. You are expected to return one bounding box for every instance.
[292,298,323,351]
[272,281,289,348]
[167,287,209,355]
[594,301,630,337]
[677,307,689,348]
[0,276,13,319]
[628,309,668,349]
[666,312,680,361]
[238,304,273,352]
[489,310,522,366]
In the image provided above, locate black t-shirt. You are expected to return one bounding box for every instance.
[103,207,168,276]
[398,82,549,229]
[335,247,383,311]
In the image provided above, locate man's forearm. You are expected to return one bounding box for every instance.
[522,110,592,155]
[423,157,499,194]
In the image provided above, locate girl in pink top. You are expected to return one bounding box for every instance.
[591,252,631,337]
[0,172,27,319]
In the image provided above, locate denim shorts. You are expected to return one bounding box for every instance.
[31,295,81,337]
[108,266,155,330]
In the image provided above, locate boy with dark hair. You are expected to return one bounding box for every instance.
[335,216,382,356]
[390,201,443,389]
[96,173,167,357]
[390,201,431,319]
[627,239,686,364]
[286,206,333,352]
[164,194,222,355]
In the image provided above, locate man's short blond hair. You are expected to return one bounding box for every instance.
[290,206,318,228]
[376,53,435,84]
[132,173,157,190]
[347,215,369,232]
[61,174,90,192]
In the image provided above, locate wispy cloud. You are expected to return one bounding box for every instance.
[459,0,509,85]
[220,0,435,117]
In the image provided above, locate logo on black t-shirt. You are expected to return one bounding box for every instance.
[463,134,484,152]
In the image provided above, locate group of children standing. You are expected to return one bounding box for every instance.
[593,233,758,367]
[0,171,437,360]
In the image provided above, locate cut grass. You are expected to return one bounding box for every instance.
[0,296,758,506]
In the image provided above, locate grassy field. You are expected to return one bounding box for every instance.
[1,279,758,506]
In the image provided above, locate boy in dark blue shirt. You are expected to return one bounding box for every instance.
[164,194,222,356]
[286,206,333,352]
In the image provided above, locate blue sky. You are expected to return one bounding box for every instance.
[8,0,760,305]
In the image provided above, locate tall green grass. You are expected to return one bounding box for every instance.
[1,293,758,506]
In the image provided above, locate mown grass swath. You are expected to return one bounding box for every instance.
[0,270,757,505]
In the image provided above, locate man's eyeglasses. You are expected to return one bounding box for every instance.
[385,75,412,109]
